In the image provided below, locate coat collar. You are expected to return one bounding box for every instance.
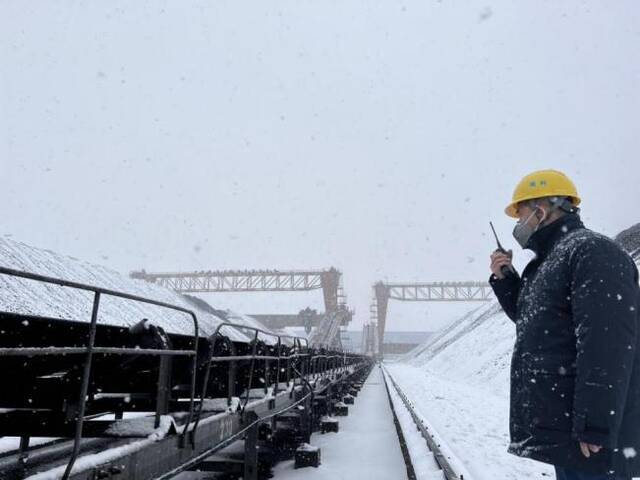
[525,213,585,258]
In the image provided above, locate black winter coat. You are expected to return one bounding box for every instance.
[490,214,640,476]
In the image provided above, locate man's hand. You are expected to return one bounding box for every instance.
[490,250,513,279]
[579,442,602,458]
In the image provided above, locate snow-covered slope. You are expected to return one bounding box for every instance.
[616,222,640,262]
[401,302,512,394]
[0,236,268,342]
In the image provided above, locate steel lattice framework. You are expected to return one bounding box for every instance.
[386,282,493,302]
[131,268,343,311]
[372,281,492,357]
[132,270,328,293]
[131,268,352,345]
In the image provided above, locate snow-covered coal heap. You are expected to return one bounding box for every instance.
[399,302,512,393]
[0,236,272,342]
[616,222,640,261]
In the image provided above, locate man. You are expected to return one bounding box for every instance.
[489,169,640,480]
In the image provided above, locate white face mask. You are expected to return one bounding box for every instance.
[512,207,547,248]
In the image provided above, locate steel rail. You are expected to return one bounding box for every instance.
[382,366,464,480]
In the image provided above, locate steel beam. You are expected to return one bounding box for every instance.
[130,269,338,295]
[373,281,492,356]
[387,282,492,302]
[131,268,352,346]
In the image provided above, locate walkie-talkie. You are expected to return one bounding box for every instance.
[490,221,517,279]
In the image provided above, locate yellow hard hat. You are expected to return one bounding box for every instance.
[505,169,581,218]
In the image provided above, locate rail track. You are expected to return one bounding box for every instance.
[382,364,471,480]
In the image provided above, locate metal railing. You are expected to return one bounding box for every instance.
[190,322,363,442]
[0,265,369,480]
[0,266,200,480]
[189,322,311,445]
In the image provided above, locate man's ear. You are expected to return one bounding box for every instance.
[535,205,548,223]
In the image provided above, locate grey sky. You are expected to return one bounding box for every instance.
[1,1,639,331]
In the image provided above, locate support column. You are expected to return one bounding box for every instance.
[320,268,341,313]
[374,282,390,357]
[244,422,259,480]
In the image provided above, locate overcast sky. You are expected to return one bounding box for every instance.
[1,1,639,332]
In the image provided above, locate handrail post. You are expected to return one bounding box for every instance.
[62,292,101,480]
[155,352,172,429]
[242,331,260,414]
[183,312,199,442]
[227,339,237,407]
[274,338,282,397]
[286,343,292,388]
[264,354,270,397]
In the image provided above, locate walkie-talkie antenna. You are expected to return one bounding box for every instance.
[489,221,516,278]
[489,221,506,253]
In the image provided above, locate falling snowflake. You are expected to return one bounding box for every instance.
[478,6,493,22]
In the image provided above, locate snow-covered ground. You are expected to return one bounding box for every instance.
[385,300,555,479]
[382,367,451,480]
[272,366,408,480]
[386,361,553,479]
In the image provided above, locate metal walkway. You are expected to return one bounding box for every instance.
[272,366,408,480]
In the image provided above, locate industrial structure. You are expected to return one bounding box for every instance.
[370,281,493,356]
[131,268,353,349]
[0,257,492,480]
[0,265,370,480]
